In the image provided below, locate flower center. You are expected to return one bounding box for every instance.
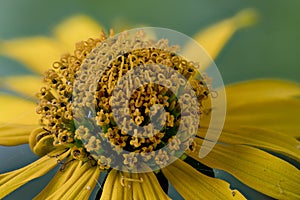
[33,29,209,172]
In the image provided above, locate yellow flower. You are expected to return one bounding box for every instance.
[0,9,300,200]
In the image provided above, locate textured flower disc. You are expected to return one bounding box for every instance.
[34,27,226,173]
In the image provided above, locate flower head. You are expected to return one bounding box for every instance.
[0,9,300,200]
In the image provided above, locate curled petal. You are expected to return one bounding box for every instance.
[29,127,55,157]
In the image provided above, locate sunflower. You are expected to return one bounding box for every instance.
[0,9,300,200]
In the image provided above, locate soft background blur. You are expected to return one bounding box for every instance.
[0,0,299,199]
[1,0,300,83]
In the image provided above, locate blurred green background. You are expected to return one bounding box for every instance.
[0,0,299,199]
[0,0,299,84]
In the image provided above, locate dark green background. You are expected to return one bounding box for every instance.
[0,0,299,83]
[0,0,299,199]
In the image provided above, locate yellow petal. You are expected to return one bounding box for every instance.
[183,8,258,69]
[43,161,85,199]
[226,79,300,110]
[32,135,55,157]
[100,169,131,200]
[60,166,100,200]
[0,148,69,199]
[131,172,145,200]
[28,127,56,157]
[188,139,300,200]
[53,15,105,51]
[42,160,84,200]
[226,99,300,138]
[44,162,100,200]
[110,170,129,200]
[162,159,246,200]
[200,80,300,138]
[76,167,101,200]
[0,124,39,146]
[0,75,43,98]
[198,126,300,162]
[0,94,39,125]
[34,159,80,200]
[0,37,66,74]
[100,170,170,200]
[138,172,171,200]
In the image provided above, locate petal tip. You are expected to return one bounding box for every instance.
[233,8,260,29]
